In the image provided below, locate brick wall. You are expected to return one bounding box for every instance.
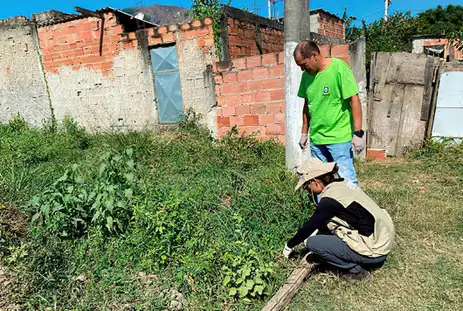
[32,14,217,131]
[316,12,345,40]
[227,17,284,59]
[214,43,351,143]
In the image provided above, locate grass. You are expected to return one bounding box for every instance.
[0,116,462,310]
[289,142,463,311]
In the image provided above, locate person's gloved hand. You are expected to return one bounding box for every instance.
[352,134,365,155]
[282,243,293,258]
[299,133,308,150]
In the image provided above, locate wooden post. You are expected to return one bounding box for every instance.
[261,253,315,311]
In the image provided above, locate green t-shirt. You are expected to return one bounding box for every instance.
[298,58,359,145]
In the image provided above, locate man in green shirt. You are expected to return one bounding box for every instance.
[294,40,365,185]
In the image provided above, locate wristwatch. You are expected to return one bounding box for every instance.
[354,129,365,138]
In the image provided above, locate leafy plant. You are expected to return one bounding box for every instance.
[190,0,230,60]
[90,149,138,234]
[220,215,274,301]
[29,164,91,238]
[29,148,138,237]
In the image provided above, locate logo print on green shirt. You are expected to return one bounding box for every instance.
[322,86,330,95]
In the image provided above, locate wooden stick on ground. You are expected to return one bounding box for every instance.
[261,253,315,311]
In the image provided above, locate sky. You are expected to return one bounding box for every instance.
[1,0,463,23]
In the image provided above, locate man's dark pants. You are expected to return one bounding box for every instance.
[306,235,387,274]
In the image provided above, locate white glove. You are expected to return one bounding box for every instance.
[282,243,293,258]
[352,134,365,155]
[299,134,308,150]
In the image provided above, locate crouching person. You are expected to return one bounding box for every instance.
[282,158,395,283]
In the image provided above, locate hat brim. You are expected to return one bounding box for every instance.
[294,162,336,191]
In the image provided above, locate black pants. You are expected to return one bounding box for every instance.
[306,235,387,274]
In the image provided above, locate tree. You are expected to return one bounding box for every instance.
[416,5,463,35]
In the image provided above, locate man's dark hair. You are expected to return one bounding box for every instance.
[294,40,321,59]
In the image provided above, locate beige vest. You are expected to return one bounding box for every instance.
[320,180,395,258]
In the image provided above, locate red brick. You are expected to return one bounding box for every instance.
[222,106,236,117]
[247,80,263,92]
[217,116,231,127]
[267,103,282,113]
[259,114,274,125]
[223,72,237,83]
[244,115,259,126]
[232,58,246,70]
[262,53,277,66]
[230,115,244,126]
[252,68,268,79]
[265,124,283,135]
[220,83,240,95]
[255,91,270,103]
[216,108,223,117]
[204,18,213,25]
[366,149,386,161]
[236,104,251,115]
[162,33,175,43]
[223,95,241,106]
[237,70,253,81]
[149,37,162,46]
[196,27,210,37]
[331,44,349,57]
[269,65,284,77]
[246,55,262,68]
[240,94,254,104]
[191,20,202,28]
[183,30,197,38]
[274,113,285,124]
[270,89,285,101]
[251,104,266,114]
[263,78,283,90]
[235,81,249,93]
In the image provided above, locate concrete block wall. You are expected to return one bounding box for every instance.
[227,17,284,59]
[214,42,364,143]
[0,17,51,127]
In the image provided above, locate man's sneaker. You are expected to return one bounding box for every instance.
[342,269,370,284]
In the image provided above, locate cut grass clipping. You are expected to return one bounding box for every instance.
[1,114,462,310]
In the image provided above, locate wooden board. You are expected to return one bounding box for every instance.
[261,254,315,311]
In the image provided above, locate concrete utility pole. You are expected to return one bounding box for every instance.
[268,0,272,19]
[384,0,390,21]
[284,0,309,170]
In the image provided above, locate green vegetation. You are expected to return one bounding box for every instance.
[0,115,309,310]
[190,0,230,60]
[1,115,462,310]
[345,5,463,68]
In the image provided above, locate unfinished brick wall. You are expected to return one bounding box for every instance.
[214,42,352,143]
[34,13,217,131]
[227,17,284,59]
[311,11,345,40]
[38,13,124,76]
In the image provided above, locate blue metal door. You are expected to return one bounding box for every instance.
[150,45,184,123]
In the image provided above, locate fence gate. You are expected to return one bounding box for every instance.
[150,45,184,123]
[368,52,440,156]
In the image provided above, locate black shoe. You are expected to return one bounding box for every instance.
[342,269,370,284]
